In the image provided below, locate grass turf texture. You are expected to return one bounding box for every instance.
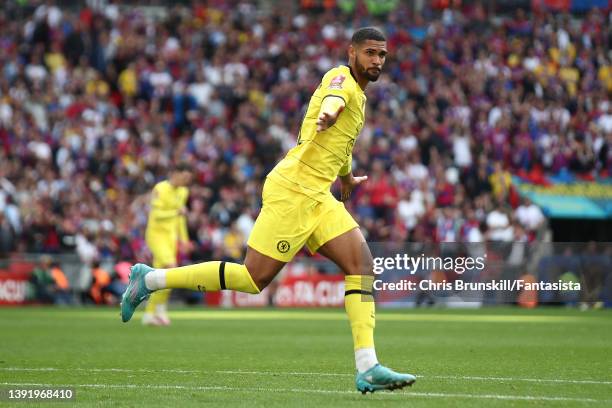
[0,307,610,407]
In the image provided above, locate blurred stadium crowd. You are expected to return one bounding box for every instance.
[0,0,611,281]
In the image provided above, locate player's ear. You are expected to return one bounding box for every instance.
[348,44,355,62]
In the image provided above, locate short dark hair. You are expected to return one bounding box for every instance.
[172,162,193,173]
[351,27,386,44]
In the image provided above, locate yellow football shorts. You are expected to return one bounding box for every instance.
[247,177,359,262]
[146,236,178,268]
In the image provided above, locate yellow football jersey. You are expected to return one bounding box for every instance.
[145,180,189,243]
[268,65,366,201]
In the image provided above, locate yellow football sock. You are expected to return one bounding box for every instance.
[165,261,260,294]
[344,275,375,350]
[144,289,171,313]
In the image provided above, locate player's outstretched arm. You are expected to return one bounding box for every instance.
[339,173,367,201]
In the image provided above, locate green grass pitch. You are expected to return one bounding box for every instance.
[0,307,611,407]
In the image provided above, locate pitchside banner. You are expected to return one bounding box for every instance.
[274,274,345,307]
[367,242,611,308]
[0,271,30,305]
[512,177,612,218]
[212,274,346,308]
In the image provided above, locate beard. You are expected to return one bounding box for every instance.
[356,57,381,82]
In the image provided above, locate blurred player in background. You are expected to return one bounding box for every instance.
[122,27,416,393]
[142,163,192,326]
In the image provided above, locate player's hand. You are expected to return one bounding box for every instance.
[179,240,194,254]
[340,174,367,201]
[178,207,188,216]
[316,105,344,132]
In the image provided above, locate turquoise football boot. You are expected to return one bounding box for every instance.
[356,364,416,394]
[120,263,154,323]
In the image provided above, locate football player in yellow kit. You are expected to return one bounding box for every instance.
[142,163,192,326]
[122,27,416,393]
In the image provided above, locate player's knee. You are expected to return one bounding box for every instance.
[363,253,374,276]
[243,261,274,291]
[361,254,375,276]
[250,272,274,291]
[345,254,374,276]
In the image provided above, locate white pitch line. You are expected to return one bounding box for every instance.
[218,370,612,385]
[0,367,202,374]
[2,367,611,386]
[0,381,608,403]
[420,374,612,386]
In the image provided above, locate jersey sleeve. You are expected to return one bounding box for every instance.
[177,188,189,243]
[178,214,188,242]
[338,153,353,177]
[320,68,352,106]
